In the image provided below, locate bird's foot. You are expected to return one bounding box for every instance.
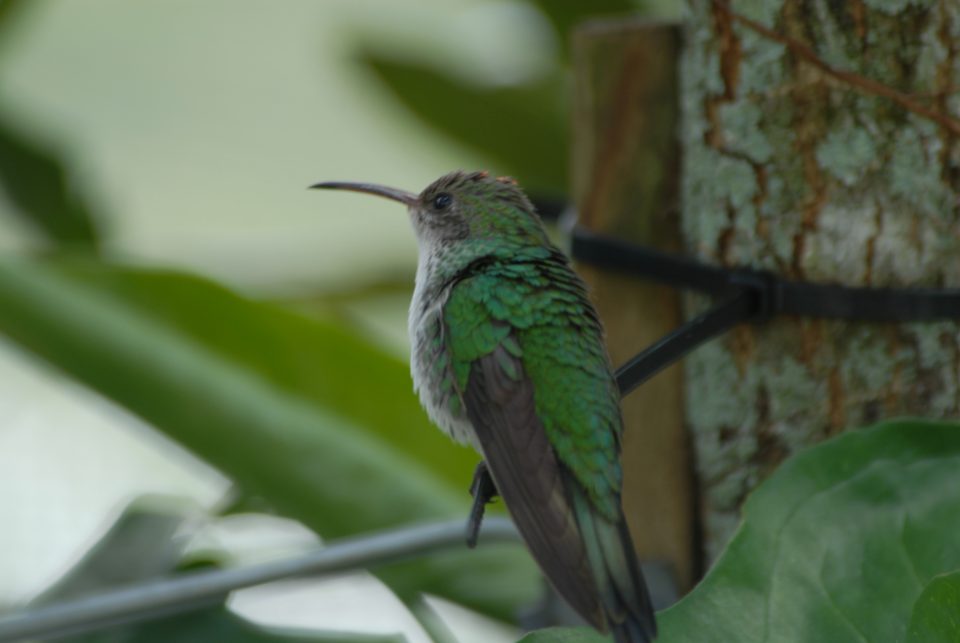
[466,461,498,548]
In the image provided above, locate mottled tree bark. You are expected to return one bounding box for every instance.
[682,0,960,561]
[572,21,695,590]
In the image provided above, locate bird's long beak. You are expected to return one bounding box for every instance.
[310,181,417,206]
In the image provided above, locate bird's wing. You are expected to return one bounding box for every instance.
[507,258,657,642]
[461,337,604,626]
[442,265,606,625]
[442,258,655,641]
[443,256,624,515]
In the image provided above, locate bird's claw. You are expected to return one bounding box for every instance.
[466,461,498,548]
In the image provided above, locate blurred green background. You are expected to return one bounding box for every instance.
[5,3,957,643]
[0,1,675,641]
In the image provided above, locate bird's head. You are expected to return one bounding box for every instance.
[313,170,550,254]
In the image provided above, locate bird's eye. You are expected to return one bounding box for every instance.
[432,193,453,211]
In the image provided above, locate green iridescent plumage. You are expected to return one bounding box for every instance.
[443,254,623,519]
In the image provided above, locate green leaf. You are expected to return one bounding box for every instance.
[0,0,29,42]
[87,608,406,643]
[0,257,540,620]
[57,259,475,492]
[519,420,960,642]
[357,53,567,194]
[0,116,102,249]
[907,571,960,643]
[0,0,100,249]
[657,419,960,642]
[517,626,606,643]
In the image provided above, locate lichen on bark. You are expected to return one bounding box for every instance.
[681,0,960,561]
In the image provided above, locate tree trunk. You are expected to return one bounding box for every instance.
[681,0,960,561]
[571,20,695,592]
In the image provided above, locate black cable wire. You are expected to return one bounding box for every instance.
[571,227,960,393]
[615,289,756,396]
[573,228,731,296]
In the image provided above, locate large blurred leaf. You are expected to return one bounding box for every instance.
[0,116,101,249]
[519,420,960,642]
[0,257,540,620]
[58,259,475,490]
[907,571,960,643]
[0,0,28,43]
[358,53,567,194]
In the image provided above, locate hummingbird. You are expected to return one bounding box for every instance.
[313,171,656,642]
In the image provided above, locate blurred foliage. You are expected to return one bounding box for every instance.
[0,0,28,48]
[6,2,954,643]
[0,116,102,250]
[106,609,404,643]
[358,56,568,194]
[0,255,541,621]
[0,2,665,638]
[518,627,606,643]
[907,571,960,643]
[33,502,403,643]
[519,420,960,642]
[353,0,640,196]
[31,501,185,605]
[0,0,101,250]
[106,609,403,643]
[59,260,475,491]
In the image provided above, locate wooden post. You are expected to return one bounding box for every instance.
[571,20,695,591]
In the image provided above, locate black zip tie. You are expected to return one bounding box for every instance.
[571,227,960,397]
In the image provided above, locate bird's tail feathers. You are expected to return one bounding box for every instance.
[570,485,657,643]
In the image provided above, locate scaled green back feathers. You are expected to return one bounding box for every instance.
[443,251,624,520]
